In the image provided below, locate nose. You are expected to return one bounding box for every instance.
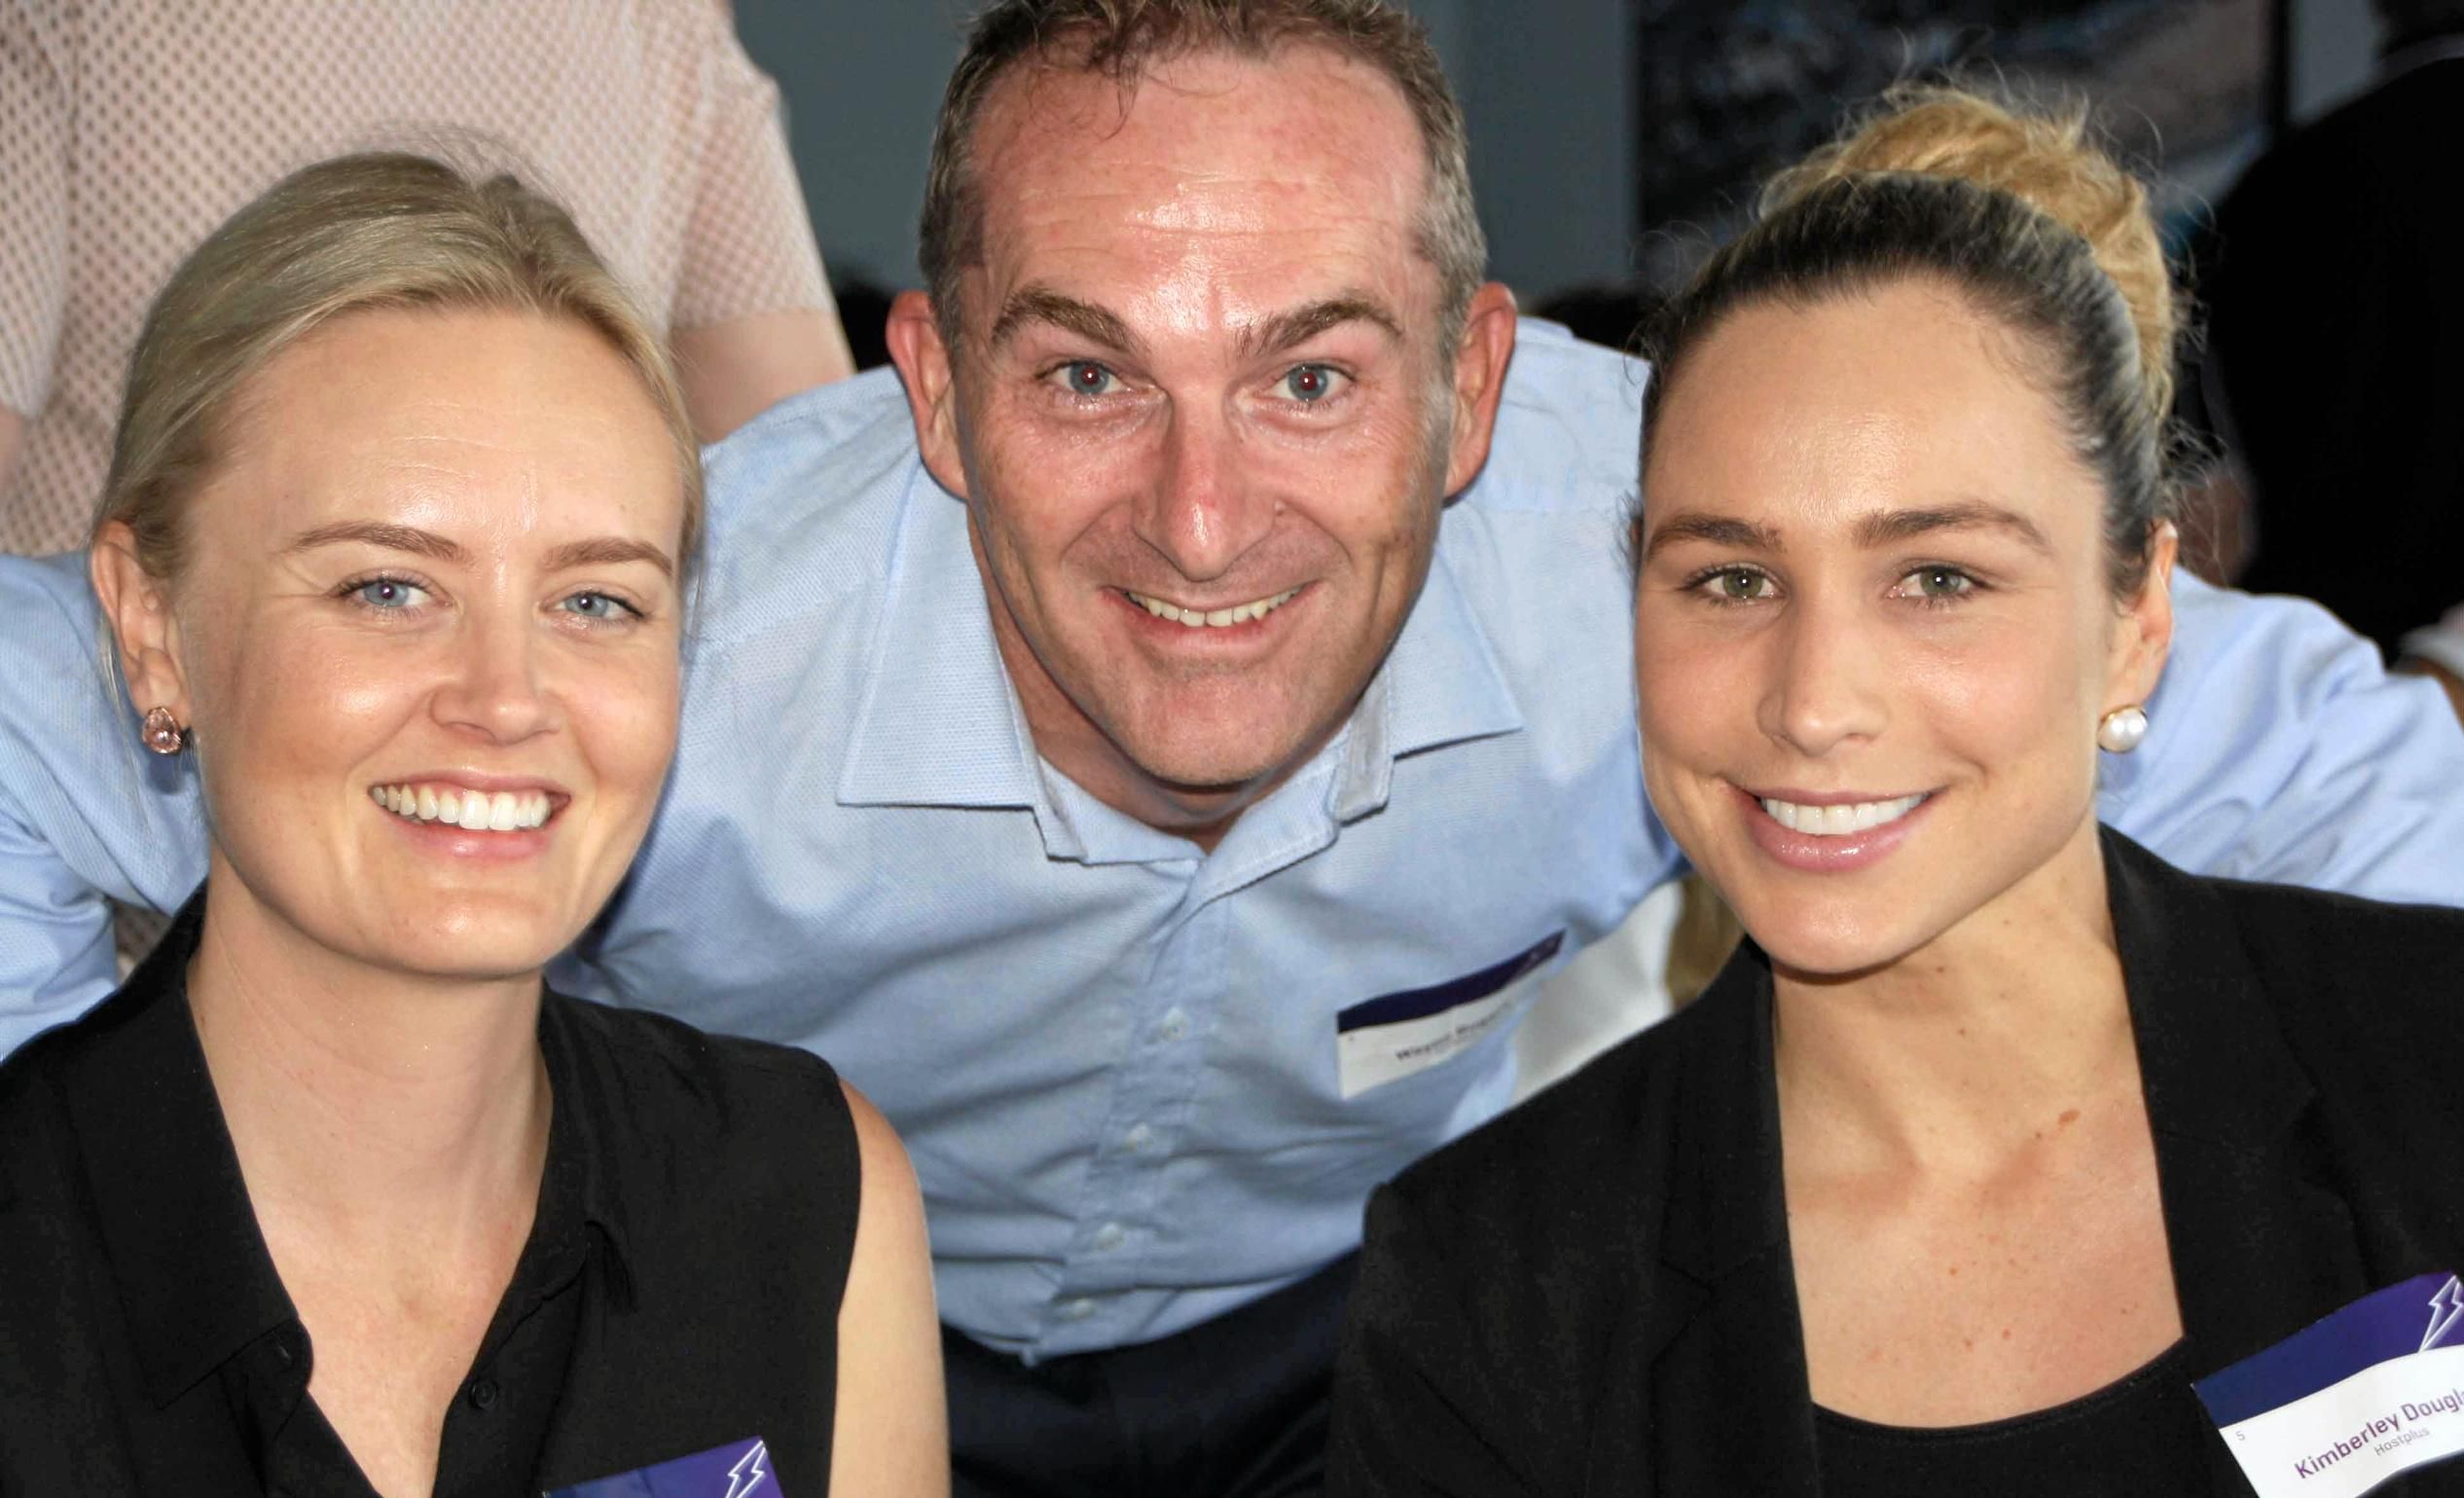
[1132,399,1276,583]
[1758,592,1887,758]
[430,603,558,746]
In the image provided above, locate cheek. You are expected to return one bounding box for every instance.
[567,644,681,808]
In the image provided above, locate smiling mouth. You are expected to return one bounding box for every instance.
[369,783,557,832]
[1755,792,1930,836]
[1122,586,1302,629]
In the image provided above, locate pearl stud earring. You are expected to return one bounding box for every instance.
[2096,705,2149,754]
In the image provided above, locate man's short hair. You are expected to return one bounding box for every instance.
[919,0,1487,350]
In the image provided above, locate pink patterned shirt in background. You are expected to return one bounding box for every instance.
[0,0,836,555]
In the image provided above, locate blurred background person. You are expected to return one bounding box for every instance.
[0,0,856,558]
[0,152,940,1496]
[2199,0,2464,659]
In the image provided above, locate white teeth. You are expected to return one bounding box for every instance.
[1128,587,1302,628]
[1757,792,1928,836]
[368,783,555,832]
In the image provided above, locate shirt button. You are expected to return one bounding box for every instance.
[1155,1006,1191,1042]
[1122,1122,1155,1152]
[1060,1297,1098,1322]
[465,1376,500,1411]
[1092,1222,1127,1253]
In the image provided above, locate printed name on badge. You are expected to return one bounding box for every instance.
[546,1435,778,1498]
[2194,1271,2464,1498]
[1334,932,1564,1099]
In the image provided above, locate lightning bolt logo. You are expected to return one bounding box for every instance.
[2422,1276,2464,1353]
[723,1439,770,1498]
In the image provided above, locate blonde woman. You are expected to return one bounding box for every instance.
[1329,91,2464,1495]
[0,156,944,1497]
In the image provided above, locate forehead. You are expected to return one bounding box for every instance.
[208,307,682,545]
[964,43,1434,325]
[1649,279,2096,531]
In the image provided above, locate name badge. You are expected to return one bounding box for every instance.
[547,1436,778,1498]
[1334,932,1564,1099]
[2193,1272,2464,1497]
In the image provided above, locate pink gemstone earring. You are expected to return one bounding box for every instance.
[141,706,186,755]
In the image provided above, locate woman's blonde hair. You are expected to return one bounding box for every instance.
[96,151,703,583]
[1642,86,2179,596]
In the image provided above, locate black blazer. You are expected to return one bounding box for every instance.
[1327,830,2464,1495]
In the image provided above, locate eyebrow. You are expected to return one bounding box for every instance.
[281,521,467,563]
[1640,513,1784,563]
[542,535,675,578]
[1233,295,1404,361]
[990,286,1144,355]
[1852,500,2054,556]
[1640,499,2057,564]
[280,522,673,578]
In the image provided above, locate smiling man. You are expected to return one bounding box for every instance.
[5,4,2464,1496]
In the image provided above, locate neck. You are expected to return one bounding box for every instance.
[185,862,550,1240]
[1771,819,2138,1176]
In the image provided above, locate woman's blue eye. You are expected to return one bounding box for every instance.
[354,578,424,609]
[561,592,633,621]
[1281,364,1342,402]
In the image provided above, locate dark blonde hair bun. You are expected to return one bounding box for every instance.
[1641,85,2179,598]
[1765,88,2176,421]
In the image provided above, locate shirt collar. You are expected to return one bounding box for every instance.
[837,468,1525,843]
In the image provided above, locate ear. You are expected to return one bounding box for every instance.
[886,289,970,500]
[2106,519,2178,712]
[1439,281,1521,498]
[90,522,192,728]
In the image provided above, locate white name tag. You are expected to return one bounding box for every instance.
[1334,932,1563,1100]
[2195,1271,2464,1497]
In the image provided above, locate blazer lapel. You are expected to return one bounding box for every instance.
[1634,948,1824,1496]
[2106,832,2375,1491]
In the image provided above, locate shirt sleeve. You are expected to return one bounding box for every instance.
[667,12,831,334]
[0,555,210,1053]
[0,0,72,419]
[2096,570,2464,906]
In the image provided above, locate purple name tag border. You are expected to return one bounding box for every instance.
[545,1435,776,1498]
[2194,1273,2463,1428]
[1335,931,1566,1035]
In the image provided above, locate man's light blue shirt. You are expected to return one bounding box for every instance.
[4,320,2462,1359]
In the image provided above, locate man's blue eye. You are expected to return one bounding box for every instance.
[1282,364,1341,402]
[1063,361,1116,396]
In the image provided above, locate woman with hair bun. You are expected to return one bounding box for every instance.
[1326,88,2464,1496]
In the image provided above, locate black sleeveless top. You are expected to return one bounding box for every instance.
[0,889,862,1496]
[1816,1340,2213,1496]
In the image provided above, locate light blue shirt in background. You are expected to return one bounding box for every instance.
[4,320,2461,1359]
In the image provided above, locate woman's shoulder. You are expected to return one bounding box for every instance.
[539,993,861,1198]
[1383,980,1739,1247]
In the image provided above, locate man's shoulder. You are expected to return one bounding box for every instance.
[1452,318,1647,521]
[689,368,926,643]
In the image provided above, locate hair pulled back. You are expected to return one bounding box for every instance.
[1642,88,2178,595]
[99,151,703,588]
